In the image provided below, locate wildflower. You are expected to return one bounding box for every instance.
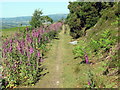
[17,45,21,51]
[9,45,13,52]
[32,31,39,37]
[88,81,91,86]
[9,39,13,43]
[14,39,17,43]
[38,37,41,42]
[32,30,36,37]
[5,81,8,86]
[29,47,34,54]
[20,40,25,47]
[19,61,22,64]
[4,48,8,53]
[26,34,32,43]
[4,41,8,46]
[37,52,40,57]
[35,32,39,37]
[27,63,31,66]
[85,54,89,64]
[39,58,44,62]
[26,27,29,31]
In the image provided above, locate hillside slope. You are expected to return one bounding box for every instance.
[73,3,119,88]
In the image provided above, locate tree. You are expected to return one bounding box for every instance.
[66,1,115,38]
[30,9,43,28]
[41,16,53,24]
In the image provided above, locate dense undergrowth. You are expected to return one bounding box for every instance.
[72,3,119,88]
[1,22,63,89]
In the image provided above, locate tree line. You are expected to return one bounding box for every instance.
[65,1,115,38]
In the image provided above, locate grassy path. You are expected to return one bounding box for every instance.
[34,30,65,88]
[20,25,78,88]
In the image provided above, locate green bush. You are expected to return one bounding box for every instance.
[73,29,117,62]
[73,46,85,59]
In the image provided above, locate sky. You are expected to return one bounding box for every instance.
[0,0,73,18]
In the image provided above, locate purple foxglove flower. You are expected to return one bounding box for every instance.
[38,37,41,42]
[4,48,8,53]
[35,31,39,37]
[9,45,13,52]
[4,41,8,46]
[29,47,34,54]
[32,30,36,37]
[5,81,8,86]
[17,46,21,51]
[85,54,89,64]
[39,58,44,62]
[19,61,22,64]
[16,43,24,54]
[26,27,29,31]
[27,63,31,66]
[29,38,33,43]
[37,52,40,57]
[9,39,13,43]
[20,40,25,47]
[15,33,20,37]
[88,81,91,86]
[26,34,33,43]
[41,29,44,34]
[14,39,18,43]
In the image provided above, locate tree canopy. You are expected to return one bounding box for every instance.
[30,9,54,28]
[41,16,53,24]
[65,2,115,38]
[30,9,43,28]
